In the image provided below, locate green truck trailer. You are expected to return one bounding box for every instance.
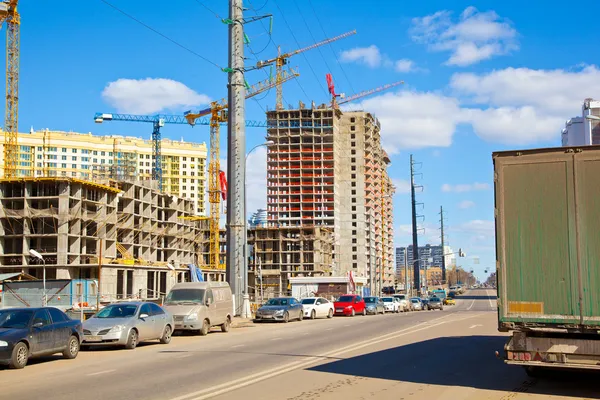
[494,146,600,374]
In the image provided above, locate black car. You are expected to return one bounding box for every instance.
[0,307,83,369]
[427,297,444,311]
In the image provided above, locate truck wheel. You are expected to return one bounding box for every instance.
[524,366,543,378]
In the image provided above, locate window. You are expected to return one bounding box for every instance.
[351,150,356,155]
[72,149,77,153]
[182,178,187,183]
[352,255,357,260]
[145,162,150,167]
[191,171,195,176]
[352,206,356,211]
[351,117,356,123]
[72,164,77,169]
[352,247,357,252]
[191,157,195,162]
[351,158,356,163]
[352,198,356,203]
[191,179,195,183]
[37,154,42,159]
[108,152,113,157]
[32,309,51,327]
[48,147,57,152]
[140,303,152,317]
[82,149,89,154]
[47,155,57,160]
[353,263,357,269]
[71,172,76,177]
[101,151,106,156]
[352,182,356,187]
[72,156,77,161]
[37,146,42,151]
[352,190,356,195]
[352,230,357,235]
[206,289,214,305]
[82,157,89,162]
[48,307,67,323]
[352,222,357,227]
[352,238,357,244]
[183,157,187,161]
[352,213,356,219]
[93,151,98,155]
[61,155,67,160]
[351,174,356,179]
[61,163,67,168]
[149,303,165,316]
[351,166,356,171]
[351,141,356,147]
[62,148,67,153]
[351,126,356,131]
[93,158,98,163]
[183,171,187,175]
[101,159,105,164]
[191,193,195,197]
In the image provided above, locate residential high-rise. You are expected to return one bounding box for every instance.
[396,244,454,272]
[265,106,394,290]
[0,129,208,214]
[561,98,600,146]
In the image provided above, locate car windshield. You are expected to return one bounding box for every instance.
[336,296,354,302]
[394,295,406,300]
[301,298,316,305]
[364,297,377,303]
[411,299,420,303]
[265,298,289,306]
[382,298,393,302]
[95,305,138,318]
[0,309,33,329]
[165,289,205,304]
[430,298,441,303]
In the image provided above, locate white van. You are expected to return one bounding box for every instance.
[163,282,233,335]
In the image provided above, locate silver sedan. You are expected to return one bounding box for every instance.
[82,302,174,349]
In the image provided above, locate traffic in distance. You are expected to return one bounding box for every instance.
[0,281,467,369]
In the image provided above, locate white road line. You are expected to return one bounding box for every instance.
[178,354,193,359]
[167,312,481,400]
[230,344,245,349]
[86,369,116,377]
[325,328,333,331]
[467,299,476,311]
[270,337,281,341]
[488,290,495,309]
[302,332,309,335]
[343,324,351,327]
[469,324,482,329]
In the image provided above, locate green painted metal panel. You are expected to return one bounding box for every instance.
[575,154,600,325]
[497,154,579,323]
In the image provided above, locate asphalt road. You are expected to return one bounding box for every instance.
[1,289,598,400]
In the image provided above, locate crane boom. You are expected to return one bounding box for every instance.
[256,30,356,110]
[338,80,404,105]
[0,0,19,178]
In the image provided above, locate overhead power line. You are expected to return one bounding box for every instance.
[100,0,222,69]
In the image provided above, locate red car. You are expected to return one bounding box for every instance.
[333,294,366,316]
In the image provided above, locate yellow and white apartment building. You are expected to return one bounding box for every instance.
[0,129,208,214]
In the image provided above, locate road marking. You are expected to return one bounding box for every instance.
[178,354,192,359]
[467,299,476,311]
[231,344,245,348]
[469,324,483,329]
[488,290,495,309]
[86,369,116,377]
[302,332,309,335]
[325,328,333,331]
[343,324,351,327]
[168,312,481,400]
[270,337,281,341]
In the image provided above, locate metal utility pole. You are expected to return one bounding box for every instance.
[410,155,422,296]
[403,248,408,294]
[226,0,250,317]
[440,206,446,285]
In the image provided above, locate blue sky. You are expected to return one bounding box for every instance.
[7,0,600,280]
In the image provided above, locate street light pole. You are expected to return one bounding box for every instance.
[29,249,46,306]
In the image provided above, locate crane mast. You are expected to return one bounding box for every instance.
[0,0,19,178]
[257,30,356,110]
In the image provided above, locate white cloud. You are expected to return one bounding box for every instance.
[454,219,495,237]
[458,200,475,209]
[410,6,518,66]
[441,182,490,193]
[395,59,416,73]
[245,147,268,217]
[392,178,411,194]
[340,45,382,68]
[451,65,600,144]
[102,78,210,114]
[350,91,470,153]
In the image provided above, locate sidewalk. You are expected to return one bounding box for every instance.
[231,317,255,328]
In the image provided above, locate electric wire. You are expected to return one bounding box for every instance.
[99,0,222,70]
[307,0,356,95]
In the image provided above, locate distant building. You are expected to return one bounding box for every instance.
[248,209,268,228]
[561,117,585,146]
[561,98,600,146]
[395,244,454,273]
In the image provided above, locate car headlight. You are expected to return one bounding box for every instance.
[345,305,352,309]
[185,313,198,321]
[274,309,284,315]
[109,325,126,333]
[0,340,8,347]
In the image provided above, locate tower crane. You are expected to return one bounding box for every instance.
[0,0,19,178]
[326,73,404,108]
[256,30,356,110]
[183,68,300,272]
[93,113,268,191]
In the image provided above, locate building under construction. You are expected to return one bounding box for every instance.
[0,177,225,303]
[265,105,395,293]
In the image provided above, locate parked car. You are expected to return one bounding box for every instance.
[381,297,400,313]
[255,297,303,323]
[82,302,174,349]
[410,297,424,311]
[444,297,456,306]
[427,297,444,311]
[363,297,385,315]
[163,282,233,335]
[392,294,411,312]
[300,297,334,319]
[0,307,82,369]
[333,294,366,317]
[447,291,457,299]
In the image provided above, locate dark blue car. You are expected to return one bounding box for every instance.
[0,307,83,369]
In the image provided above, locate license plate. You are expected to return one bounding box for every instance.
[85,335,102,342]
[175,324,184,329]
[336,309,343,312]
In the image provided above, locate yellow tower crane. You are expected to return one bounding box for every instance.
[0,0,19,178]
[256,30,356,110]
[184,69,299,272]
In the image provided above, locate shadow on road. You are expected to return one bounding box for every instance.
[456,294,497,300]
[308,335,600,399]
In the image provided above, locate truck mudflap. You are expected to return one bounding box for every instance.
[501,331,600,370]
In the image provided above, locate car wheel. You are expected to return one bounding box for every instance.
[298,310,303,321]
[441,306,444,311]
[362,308,366,316]
[221,317,231,333]
[160,325,173,344]
[9,342,29,369]
[350,308,355,317]
[200,319,210,335]
[125,329,138,350]
[283,311,290,323]
[327,309,333,318]
[311,310,316,320]
[63,335,80,359]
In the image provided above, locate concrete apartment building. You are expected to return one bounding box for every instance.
[561,98,600,146]
[396,244,455,277]
[0,129,208,214]
[0,177,222,303]
[265,105,394,292]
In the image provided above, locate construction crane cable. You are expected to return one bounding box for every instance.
[99,0,222,69]
[194,0,221,19]
[272,1,328,98]
[307,0,356,95]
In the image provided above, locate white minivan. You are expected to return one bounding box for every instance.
[163,282,233,335]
